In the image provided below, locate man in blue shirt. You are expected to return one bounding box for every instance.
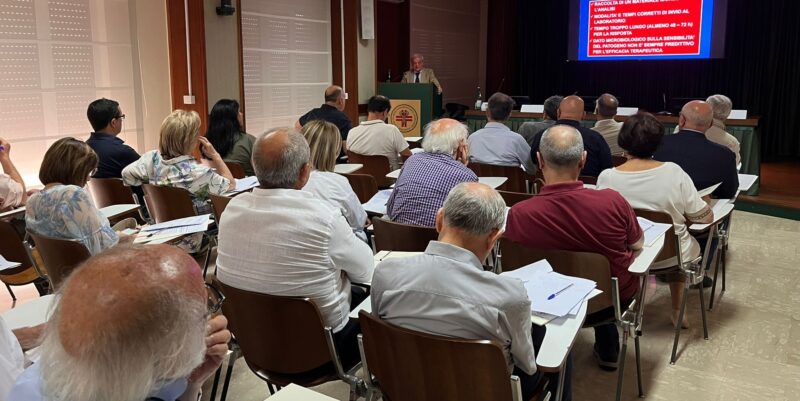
[8,245,231,401]
[85,98,141,179]
[468,92,537,173]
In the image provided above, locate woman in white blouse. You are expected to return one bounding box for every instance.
[301,120,369,240]
[597,113,713,328]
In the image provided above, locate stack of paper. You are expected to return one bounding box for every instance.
[698,182,721,197]
[637,216,673,246]
[135,214,211,244]
[226,176,259,195]
[501,260,599,325]
[362,189,393,215]
[0,254,21,271]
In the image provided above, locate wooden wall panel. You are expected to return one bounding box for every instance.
[166,0,209,132]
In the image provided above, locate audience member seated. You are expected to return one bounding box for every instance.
[705,94,742,165]
[0,138,26,210]
[295,86,352,149]
[597,113,714,328]
[345,95,411,170]
[518,95,562,147]
[216,128,373,367]
[530,96,613,177]
[0,318,45,399]
[654,101,739,199]
[301,120,369,240]
[122,109,235,214]
[592,93,625,156]
[386,118,477,227]
[26,138,131,255]
[206,99,256,176]
[468,92,537,173]
[505,125,643,371]
[373,182,572,401]
[8,244,231,401]
[85,98,140,179]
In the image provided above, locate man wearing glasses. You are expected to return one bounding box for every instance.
[85,98,140,179]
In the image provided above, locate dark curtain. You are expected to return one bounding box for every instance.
[511,0,800,161]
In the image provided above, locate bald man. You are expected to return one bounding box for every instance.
[654,100,739,198]
[9,245,231,401]
[216,128,373,368]
[505,125,643,372]
[529,96,612,177]
[593,93,625,156]
[296,86,353,152]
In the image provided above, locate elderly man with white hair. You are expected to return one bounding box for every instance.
[8,244,231,401]
[386,118,478,227]
[374,182,572,401]
[401,53,443,94]
[705,94,741,164]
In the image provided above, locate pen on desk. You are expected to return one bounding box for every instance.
[547,283,574,300]
[380,251,392,261]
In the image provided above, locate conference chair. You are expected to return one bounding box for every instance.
[209,194,233,226]
[346,151,394,188]
[498,242,646,401]
[86,178,145,222]
[532,170,546,194]
[27,231,91,291]
[371,217,438,253]
[468,163,529,193]
[579,175,598,186]
[215,279,364,400]
[498,190,534,207]
[342,173,379,204]
[634,209,710,364]
[612,155,627,167]
[0,221,47,300]
[224,161,247,179]
[707,212,733,310]
[357,310,549,401]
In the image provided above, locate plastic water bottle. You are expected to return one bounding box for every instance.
[475,86,482,110]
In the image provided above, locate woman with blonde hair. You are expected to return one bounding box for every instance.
[122,109,235,214]
[301,120,368,239]
[26,138,132,254]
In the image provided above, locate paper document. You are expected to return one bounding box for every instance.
[141,214,211,232]
[697,183,721,197]
[709,199,733,217]
[232,176,259,193]
[410,148,425,154]
[738,174,758,192]
[362,190,393,215]
[501,260,597,317]
[637,217,672,246]
[0,254,21,271]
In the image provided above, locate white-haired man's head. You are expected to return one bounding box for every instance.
[410,53,424,72]
[252,128,312,190]
[435,182,506,261]
[537,125,586,179]
[706,94,733,121]
[421,118,469,159]
[38,245,208,401]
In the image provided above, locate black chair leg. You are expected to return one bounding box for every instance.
[267,383,277,395]
[708,250,722,311]
[4,283,16,301]
[615,334,628,401]
[209,367,222,401]
[670,287,689,364]
[698,285,709,340]
[721,247,727,292]
[635,336,644,398]
[219,349,237,401]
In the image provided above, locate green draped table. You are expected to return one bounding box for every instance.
[464,110,760,195]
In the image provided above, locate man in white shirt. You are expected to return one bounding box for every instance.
[0,318,44,400]
[345,95,412,170]
[705,94,742,165]
[468,92,537,173]
[0,138,26,210]
[216,128,374,367]
[592,93,624,156]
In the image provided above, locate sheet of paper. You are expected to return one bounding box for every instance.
[410,148,424,154]
[697,182,721,197]
[140,214,211,232]
[526,273,596,317]
[567,288,603,316]
[500,259,553,282]
[99,204,138,219]
[637,217,672,246]
[0,254,21,271]
[738,174,758,192]
[362,189,393,214]
[233,176,259,192]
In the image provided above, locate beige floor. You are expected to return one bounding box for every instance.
[3,210,798,400]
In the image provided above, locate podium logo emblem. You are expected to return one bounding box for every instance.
[390,104,419,134]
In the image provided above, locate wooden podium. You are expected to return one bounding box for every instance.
[378,82,443,137]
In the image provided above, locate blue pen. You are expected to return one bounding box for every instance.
[547,283,574,300]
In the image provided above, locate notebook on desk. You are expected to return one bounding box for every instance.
[697,182,721,197]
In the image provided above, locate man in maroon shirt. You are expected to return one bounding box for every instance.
[505,124,643,371]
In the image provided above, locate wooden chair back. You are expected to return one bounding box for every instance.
[468,163,528,193]
[142,184,197,223]
[498,190,534,207]
[224,161,247,179]
[209,194,233,225]
[634,209,680,265]
[27,231,90,290]
[579,175,598,185]
[612,155,627,167]
[499,239,613,315]
[359,311,517,401]
[216,280,337,384]
[87,178,136,208]
[342,173,379,204]
[0,221,43,286]
[346,151,393,187]
[372,217,438,252]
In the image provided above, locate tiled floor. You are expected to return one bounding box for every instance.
[4,210,798,400]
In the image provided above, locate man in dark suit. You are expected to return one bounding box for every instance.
[530,96,612,177]
[654,100,739,199]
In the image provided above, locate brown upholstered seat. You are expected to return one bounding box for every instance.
[371,216,438,252]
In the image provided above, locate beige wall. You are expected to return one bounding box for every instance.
[204,0,241,111]
[132,0,172,153]
[358,35,376,104]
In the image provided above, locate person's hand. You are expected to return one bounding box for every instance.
[0,138,10,160]
[187,315,231,386]
[198,136,221,160]
[13,324,47,351]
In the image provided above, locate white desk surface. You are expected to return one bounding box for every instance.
[628,234,665,275]
[334,164,363,174]
[405,136,423,142]
[99,204,139,220]
[385,169,507,189]
[536,300,587,370]
[264,383,337,401]
[386,169,401,179]
[738,173,758,192]
[0,206,26,219]
[690,203,735,232]
[1,295,55,330]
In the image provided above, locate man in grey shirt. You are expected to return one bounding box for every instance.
[372,182,572,401]
[592,93,625,156]
[468,92,537,173]
[518,95,563,147]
